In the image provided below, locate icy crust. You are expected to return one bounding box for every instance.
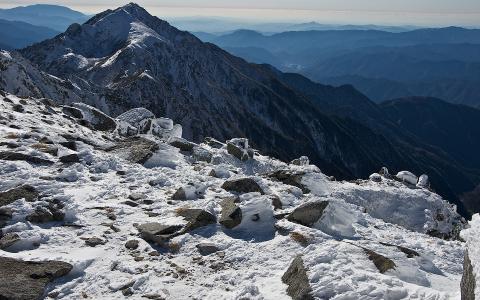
[462,214,480,298]
[0,93,468,299]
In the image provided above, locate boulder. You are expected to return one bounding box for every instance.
[379,167,391,178]
[0,151,54,165]
[363,248,396,273]
[137,223,183,245]
[150,118,182,140]
[27,206,55,223]
[196,243,220,256]
[204,137,224,149]
[287,201,329,227]
[169,137,196,152]
[177,209,216,232]
[268,170,310,193]
[282,256,313,300]
[128,193,146,201]
[31,143,58,156]
[369,173,382,182]
[221,177,264,194]
[0,207,13,228]
[107,137,159,164]
[85,237,106,247]
[62,106,83,119]
[172,186,197,201]
[219,198,242,229]
[0,257,72,300]
[290,156,309,166]
[0,232,20,250]
[461,250,476,300]
[116,108,155,130]
[192,147,213,163]
[396,171,418,185]
[226,138,254,161]
[71,103,116,131]
[125,240,140,250]
[417,174,430,188]
[0,185,39,207]
[59,153,80,164]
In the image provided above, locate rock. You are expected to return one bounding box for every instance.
[0,185,39,207]
[270,195,283,210]
[196,243,220,256]
[369,173,382,182]
[290,156,309,166]
[282,256,313,300]
[417,174,430,188]
[226,141,250,161]
[192,147,213,163]
[169,137,196,152]
[85,237,106,247]
[396,171,418,185]
[59,140,77,151]
[379,242,419,258]
[363,248,396,273]
[0,151,54,165]
[172,186,197,200]
[461,250,476,300]
[12,104,25,112]
[125,240,140,250]
[219,198,242,229]
[62,106,83,119]
[221,177,264,194]
[204,137,224,149]
[71,103,117,131]
[116,108,155,130]
[107,137,159,164]
[268,170,310,193]
[122,200,139,207]
[31,143,58,156]
[177,209,216,232]
[0,257,72,300]
[150,118,182,140]
[128,193,145,201]
[27,206,55,223]
[59,153,80,163]
[0,207,13,228]
[379,167,391,178]
[0,232,20,250]
[287,201,329,227]
[137,223,183,245]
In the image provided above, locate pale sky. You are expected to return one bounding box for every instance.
[1,0,480,26]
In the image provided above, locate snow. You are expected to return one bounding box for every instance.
[0,93,471,299]
[461,214,480,298]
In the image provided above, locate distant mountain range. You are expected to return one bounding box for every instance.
[0,19,59,49]
[0,4,89,31]
[201,28,480,108]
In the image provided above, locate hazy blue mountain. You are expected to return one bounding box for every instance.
[0,19,59,49]
[0,4,89,31]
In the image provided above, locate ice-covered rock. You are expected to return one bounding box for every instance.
[396,170,418,185]
[461,214,480,300]
[71,103,117,131]
[226,138,254,161]
[417,174,430,188]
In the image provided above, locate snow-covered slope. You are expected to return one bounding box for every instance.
[0,92,471,299]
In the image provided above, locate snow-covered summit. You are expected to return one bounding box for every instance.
[0,92,474,299]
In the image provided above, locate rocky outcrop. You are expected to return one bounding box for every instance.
[282,256,313,300]
[221,177,264,194]
[461,251,476,300]
[287,201,329,227]
[0,257,72,300]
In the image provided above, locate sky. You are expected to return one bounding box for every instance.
[0,0,480,26]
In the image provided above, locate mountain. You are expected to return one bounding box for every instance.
[14,3,480,216]
[0,4,89,31]
[0,19,59,49]
[0,91,474,299]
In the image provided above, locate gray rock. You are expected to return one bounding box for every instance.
[137,223,183,245]
[59,153,80,163]
[0,207,13,228]
[0,257,72,300]
[169,137,196,152]
[85,237,106,247]
[59,140,77,151]
[196,243,220,256]
[12,104,24,112]
[125,240,140,250]
[204,137,224,149]
[192,146,213,163]
[71,103,117,131]
[461,250,476,300]
[270,195,283,210]
[128,193,145,201]
[177,209,216,232]
[221,177,264,194]
[31,143,58,156]
[27,207,54,223]
[226,142,249,161]
[268,170,309,193]
[0,232,20,250]
[282,256,313,300]
[287,201,329,227]
[0,151,54,165]
[0,185,39,207]
[363,248,396,273]
[290,156,309,166]
[219,198,242,229]
[107,137,159,164]
[62,106,84,119]
[116,108,155,130]
[171,186,197,201]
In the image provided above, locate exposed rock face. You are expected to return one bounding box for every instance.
[287,201,329,227]
[219,198,242,229]
[363,248,396,273]
[461,251,476,300]
[282,256,313,300]
[0,185,39,207]
[0,256,72,300]
[221,178,264,194]
[0,151,54,165]
[107,137,159,164]
[268,169,310,193]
